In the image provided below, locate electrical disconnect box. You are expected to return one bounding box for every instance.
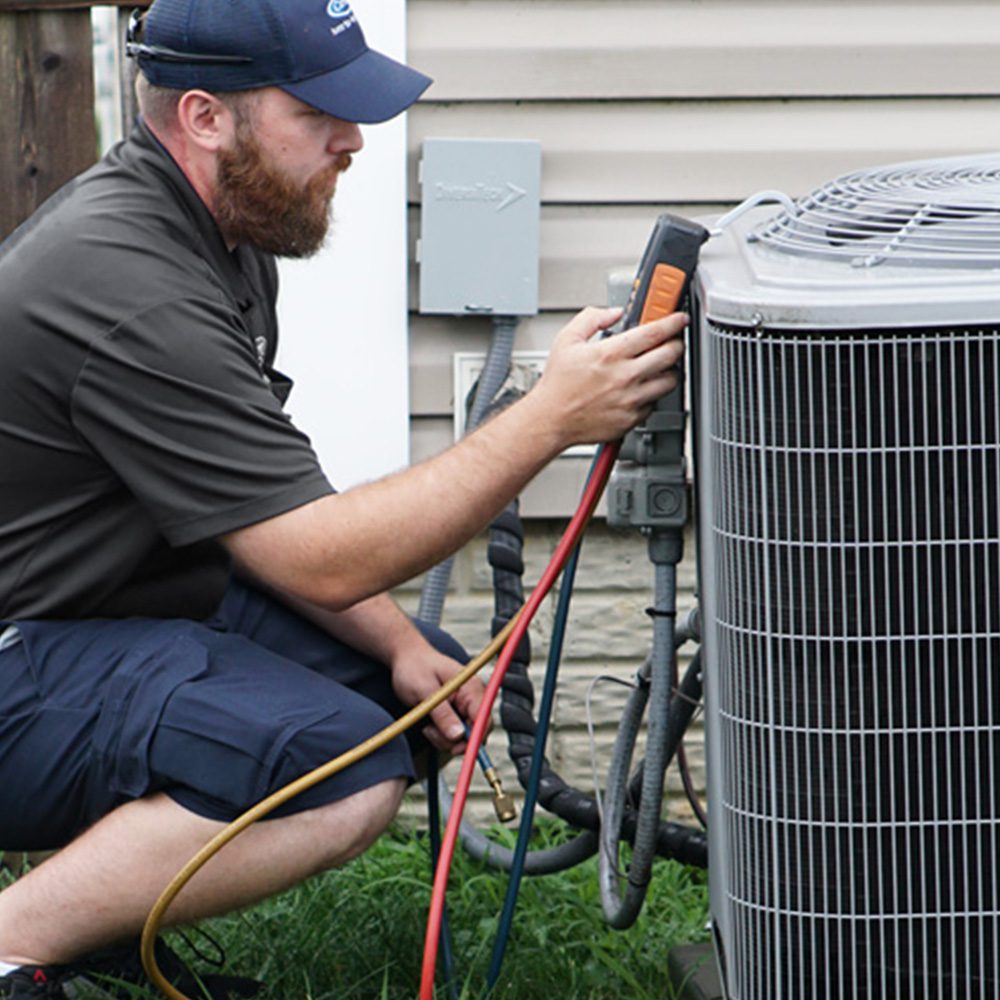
[418,138,541,316]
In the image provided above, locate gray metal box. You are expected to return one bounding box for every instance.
[418,138,541,316]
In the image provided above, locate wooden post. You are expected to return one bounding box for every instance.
[0,1,150,241]
[0,8,95,239]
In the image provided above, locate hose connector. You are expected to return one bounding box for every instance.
[484,767,517,822]
[461,720,518,822]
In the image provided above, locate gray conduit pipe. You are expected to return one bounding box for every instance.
[436,776,599,875]
[599,553,678,928]
[417,316,518,626]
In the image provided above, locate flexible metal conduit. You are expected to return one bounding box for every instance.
[599,535,682,928]
[623,650,703,817]
[416,315,518,626]
[435,780,599,873]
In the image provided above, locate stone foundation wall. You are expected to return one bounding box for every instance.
[393,520,704,830]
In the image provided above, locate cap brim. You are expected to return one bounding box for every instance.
[281,48,432,124]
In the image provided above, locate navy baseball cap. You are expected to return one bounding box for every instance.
[128,0,432,124]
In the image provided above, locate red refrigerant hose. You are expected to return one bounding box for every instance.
[419,440,620,999]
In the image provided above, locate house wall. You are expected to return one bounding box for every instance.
[396,0,1000,824]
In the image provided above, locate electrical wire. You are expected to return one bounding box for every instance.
[677,740,708,829]
[140,613,523,1000]
[585,669,644,831]
[664,646,708,829]
[419,441,620,1000]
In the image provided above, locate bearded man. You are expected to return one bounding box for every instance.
[0,1,687,997]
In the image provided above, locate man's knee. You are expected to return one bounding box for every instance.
[309,778,405,871]
[358,776,406,837]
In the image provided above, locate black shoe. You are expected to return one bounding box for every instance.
[0,966,69,999]
[63,937,262,1000]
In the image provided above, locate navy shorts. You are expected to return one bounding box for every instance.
[0,580,467,850]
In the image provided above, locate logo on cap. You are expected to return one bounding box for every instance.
[327,0,352,17]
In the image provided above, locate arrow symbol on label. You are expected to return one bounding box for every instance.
[496,182,526,213]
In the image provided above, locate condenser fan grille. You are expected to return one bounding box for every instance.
[750,157,1000,267]
[704,318,1000,998]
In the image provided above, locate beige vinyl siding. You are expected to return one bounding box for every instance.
[398,0,1000,823]
[408,99,1000,205]
[405,2,1000,498]
[409,1,1000,100]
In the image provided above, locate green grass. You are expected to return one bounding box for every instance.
[196,821,706,999]
[5,821,710,1000]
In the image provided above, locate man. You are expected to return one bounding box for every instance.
[0,0,686,996]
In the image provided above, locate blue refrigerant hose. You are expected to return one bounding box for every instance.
[484,532,586,993]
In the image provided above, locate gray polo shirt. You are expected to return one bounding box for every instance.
[0,121,334,620]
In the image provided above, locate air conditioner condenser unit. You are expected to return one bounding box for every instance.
[692,156,1000,999]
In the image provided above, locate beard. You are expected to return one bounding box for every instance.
[214,124,352,258]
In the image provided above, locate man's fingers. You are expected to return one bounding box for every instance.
[453,675,487,726]
[561,306,624,343]
[429,699,466,745]
[636,370,681,406]
[611,312,689,359]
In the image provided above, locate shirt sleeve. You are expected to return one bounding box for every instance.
[70,295,334,546]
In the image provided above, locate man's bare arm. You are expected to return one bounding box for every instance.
[221,307,686,611]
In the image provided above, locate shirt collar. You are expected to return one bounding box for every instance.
[128,119,258,313]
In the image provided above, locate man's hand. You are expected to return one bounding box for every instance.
[390,645,487,754]
[531,306,688,449]
[241,586,486,753]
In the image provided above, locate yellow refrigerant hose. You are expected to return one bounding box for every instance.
[140,613,522,1000]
